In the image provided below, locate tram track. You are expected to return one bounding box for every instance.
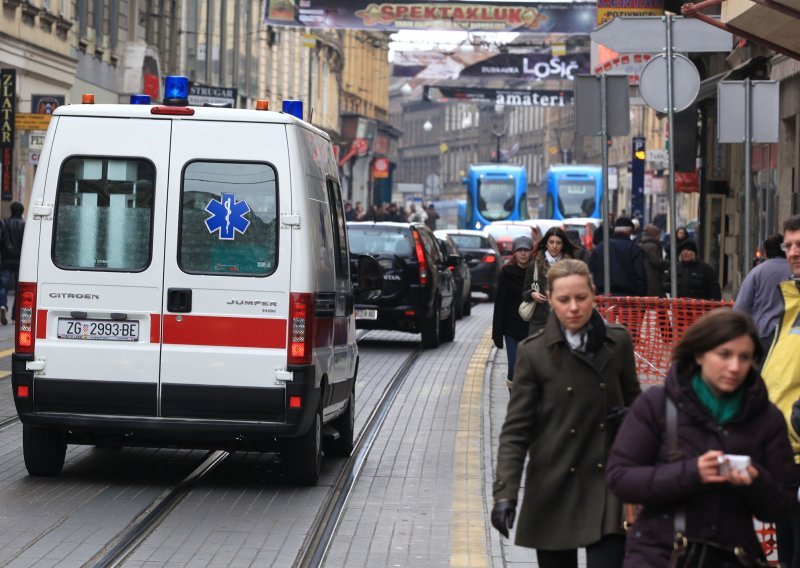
[294,346,423,568]
[0,415,19,430]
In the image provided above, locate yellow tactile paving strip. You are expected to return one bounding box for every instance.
[450,326,493,567]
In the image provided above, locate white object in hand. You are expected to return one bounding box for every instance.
[718,454,751,476]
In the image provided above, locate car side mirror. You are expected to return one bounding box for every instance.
[446,254,461,267]
[358,254,383,291]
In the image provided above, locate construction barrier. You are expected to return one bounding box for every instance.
[596,296,779,560]
[596,296,734,385]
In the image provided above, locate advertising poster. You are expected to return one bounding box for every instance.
[597,0,663,25]
[31,95,64,114]
[1,69,15,202]
[265,1,597,34]
[424,85,573,107]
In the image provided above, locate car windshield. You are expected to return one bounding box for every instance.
[449,235,485,249]
[557,180,596,218]
[477,179,515,221]
[348,226,414,256]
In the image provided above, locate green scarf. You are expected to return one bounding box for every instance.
[691,372,745,425]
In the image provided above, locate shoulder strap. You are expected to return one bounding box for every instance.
[666,395,687,534]
[534,261,538,282]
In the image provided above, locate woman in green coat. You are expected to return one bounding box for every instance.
[492,259,641,568]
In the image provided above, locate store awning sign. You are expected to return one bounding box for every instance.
[1,69,15,202]
[264,1,597,34]
[424,85,573,107]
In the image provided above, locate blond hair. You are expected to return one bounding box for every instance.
[546,258,595,292]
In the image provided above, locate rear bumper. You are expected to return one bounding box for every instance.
[354,303,432,332]
[469,265,498,290]
[12,354,321,449]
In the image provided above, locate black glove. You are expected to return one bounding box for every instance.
[493,336,504,349]
[491,499,516,538]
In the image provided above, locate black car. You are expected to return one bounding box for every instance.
[434,231,472,319]
[440,229,502,301]
[347,221,457,348]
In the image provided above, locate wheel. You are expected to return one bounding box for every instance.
[463,292,472,316]
[420,303,441,348]
[454,289,464,320]
[324,389,355,457]
[23,425,66,477]
[441,302,456,342]
[281,410,322,485]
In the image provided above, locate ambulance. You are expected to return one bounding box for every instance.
[11,77,381,485]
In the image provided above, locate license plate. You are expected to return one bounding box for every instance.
[355,309,377,320]
[57,319,140,342]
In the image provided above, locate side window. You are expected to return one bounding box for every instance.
[421,229,441,263]
[53,157,155,271]
[326,179,349,280]
[179,161,278,276]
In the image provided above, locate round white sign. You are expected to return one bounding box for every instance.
[639,53,700,113]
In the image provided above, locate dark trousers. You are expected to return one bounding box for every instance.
[777,515,800,568]
[536,534,626,568]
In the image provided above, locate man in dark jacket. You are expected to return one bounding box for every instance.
[668,239,721,300]
[0,202,24,325]
[588,217,647,296]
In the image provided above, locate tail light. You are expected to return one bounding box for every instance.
[585,225,594,250]
[412,229,429,286]
[482,254,496,263]
[16,282,37,354]
[288,292,314,365]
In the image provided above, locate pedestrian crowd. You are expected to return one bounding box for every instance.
[344,200,440,230]
[488,212,800,567]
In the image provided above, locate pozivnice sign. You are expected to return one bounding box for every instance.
[264,1,597,34]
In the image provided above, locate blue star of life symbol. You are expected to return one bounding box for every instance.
[205,193,251,240]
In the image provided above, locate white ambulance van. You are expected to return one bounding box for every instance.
[11,77,381,485]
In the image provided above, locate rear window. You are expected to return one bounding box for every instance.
[179,161,278,276]
[53,157,155,271]
[450,235,485,249]
[348,225,414,257]
[486,225,531,239]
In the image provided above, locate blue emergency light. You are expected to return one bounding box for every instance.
[130,94,151,105]
[164,76,189,106]
[282,100,303,120]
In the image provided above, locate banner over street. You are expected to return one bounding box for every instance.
[264,1,597,34]
[424,85,573,107]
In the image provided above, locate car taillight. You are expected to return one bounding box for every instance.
[288,293,314,365]
[412,229,429,286]
[482,255,496,263]
[16,282,37,354]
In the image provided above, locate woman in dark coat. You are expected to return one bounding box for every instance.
[492,236,533,386]
[492,259,641,568]
[606,309,800,567]
[521,227,575,336]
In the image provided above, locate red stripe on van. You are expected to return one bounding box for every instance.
[150,314,160,343]
[36,310,47,339]
[162,315,287,348]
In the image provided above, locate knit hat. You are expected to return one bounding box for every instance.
[678,239,698,254]
[512,236,533,252]
[614,216,635,229]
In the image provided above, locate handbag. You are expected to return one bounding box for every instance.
[518,263,539,322]
[665,398,772,568]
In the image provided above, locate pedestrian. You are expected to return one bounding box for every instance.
[734,233,790,355]
[425,203,440,230]
[588,217,647,296]
[0,201,24,324]
[408,203,427,223]
[761,215,800,567]
[606,309,800,567]
[651,206,668,234]
[665,225,690,260]
[354,201,366,220]
[640,224,669,297]
[492,259,641,567]
[521,227,575,336]
[491,236,533,388]
[344,201,355,221]
[386,202,401,222]
[667,239,721,300]
[564,228,590,262]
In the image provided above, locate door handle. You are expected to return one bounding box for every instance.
[167,288,193,313]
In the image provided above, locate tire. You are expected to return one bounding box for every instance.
[23,425,66,477]
[454,289,464,320]
[324,389,355,457]
[420,302,441,348]
[441,302,456,342]
[281,410,322,485]
[463,292,472,316]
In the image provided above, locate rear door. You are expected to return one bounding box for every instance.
[34,116,169,416]
[159,120,292,420]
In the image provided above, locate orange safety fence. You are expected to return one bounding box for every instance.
[595,296,779,561]
[596,296,734,385]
